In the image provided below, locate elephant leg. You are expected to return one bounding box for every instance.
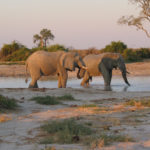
[57,73,62,88]
[81,71,90,87]
[29,70,41,88]
[61,72,68,88]
[108,70,112,85]
[85,78,90,86]
[100,63,112,86]
[29,79,39,88]
[58,69,68,88]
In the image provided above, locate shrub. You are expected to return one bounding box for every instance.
[41,118,92,144]
[30,94,75,105]
[0,95,18,111]
[46,44,68,52]
[0,41,26,57]
[103,41,127,53]
[123,49,141,62]
[5,48,31,61]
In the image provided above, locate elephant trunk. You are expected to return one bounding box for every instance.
[77,67,86,79]
[76,59,86,79]
[121,70,130,86]
[77,68,81,79]
[118,58,130,86]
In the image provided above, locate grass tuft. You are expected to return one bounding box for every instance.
[40,118,92,144]
[86,133,134,149]
[30,96,61,105]
[125,99,150,107]
[80,104,97,108]
[30,94,75,105]
[0,95,18,111]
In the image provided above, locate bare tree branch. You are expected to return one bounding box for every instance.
[118,0,150,38]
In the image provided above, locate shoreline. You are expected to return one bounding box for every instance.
[0,61,150,78]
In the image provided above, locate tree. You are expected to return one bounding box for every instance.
[0,41,26,57]
[103,41,127,54]
[118,0,150,38]
[33,28,55,48]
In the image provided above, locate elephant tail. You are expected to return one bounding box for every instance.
[25,62,28,83]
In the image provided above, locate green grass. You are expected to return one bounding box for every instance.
[40,118,92,144]
[30,94,75,105]
[40,118,134,148]
[99,134,134,145]
[125,99,150,107]
[0,95,18,111]
[87,133,134,148]
[57,94,75,101]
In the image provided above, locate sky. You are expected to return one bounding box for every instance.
[0,0,150,49]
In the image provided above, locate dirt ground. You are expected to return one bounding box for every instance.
[0,61,150,77]
[0,62,150,150]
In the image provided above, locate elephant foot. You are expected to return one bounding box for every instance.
[80,82,85,87]
[80,82,90,88]
[28,83,39,88]
[104,85,112,91]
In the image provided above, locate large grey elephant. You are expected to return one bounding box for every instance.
[26,50,87,88]
[77,52,130,87]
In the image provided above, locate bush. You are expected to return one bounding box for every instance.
[47,44,68,52]
[41,118,92,144]
[123,49,141,62]
[103,41,127,53]
[30,94,75,105]
[0,95,18,111]
[4,48,31,61]
[0,41,26,57]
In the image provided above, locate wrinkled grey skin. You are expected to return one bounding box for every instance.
[26,50,86,88]
[77,53,130,87]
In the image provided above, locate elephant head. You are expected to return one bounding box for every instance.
[101,53,130,86]
[60,52,87,76]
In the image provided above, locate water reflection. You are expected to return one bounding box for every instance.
[0,76,149,92]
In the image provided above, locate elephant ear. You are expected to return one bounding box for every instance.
[60,53,75,71]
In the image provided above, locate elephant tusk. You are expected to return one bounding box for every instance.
[81,66,88,70]
[126,71,130,74]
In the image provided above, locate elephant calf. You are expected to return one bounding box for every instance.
[26,50,87,88]
[77,52,130,87]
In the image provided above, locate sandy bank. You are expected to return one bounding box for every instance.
[0,61,150,78]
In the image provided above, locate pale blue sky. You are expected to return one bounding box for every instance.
[0,0,149,49]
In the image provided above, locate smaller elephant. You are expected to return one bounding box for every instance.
[26,50,87,88]
[77,52,130,87]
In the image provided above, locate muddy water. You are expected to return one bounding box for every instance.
[0,76,150,92]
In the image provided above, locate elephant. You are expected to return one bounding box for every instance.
[77,52,130,87]
[26,50,87,88]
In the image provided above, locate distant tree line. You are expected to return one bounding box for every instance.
[0,28,150,62]
[0,41,67,61]
[0,40,150,62]
[102,41,150,62]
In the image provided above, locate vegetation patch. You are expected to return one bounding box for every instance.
[88,133,134,149]
[80,104,98,108]
[0,95,18,111]
[40,118,92,144]
[30,94,75,105]
[125,99,150,107]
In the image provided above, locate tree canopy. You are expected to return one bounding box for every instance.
[33,28,55,48]
[102,41,127,53]
[118,0,150,38]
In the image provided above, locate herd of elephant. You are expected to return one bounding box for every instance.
[25,50,130,88]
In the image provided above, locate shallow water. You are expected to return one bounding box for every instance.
[0,76,150,92]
